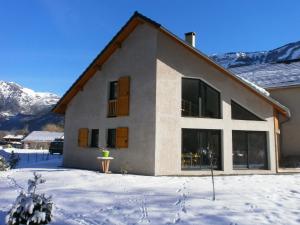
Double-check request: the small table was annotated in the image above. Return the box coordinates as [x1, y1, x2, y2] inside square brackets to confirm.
[97, 157, 114, 173]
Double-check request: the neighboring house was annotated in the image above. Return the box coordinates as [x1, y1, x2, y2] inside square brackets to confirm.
[3, 134, 24, 143]
[3, 134, 24, 147]
[22, 131, 64, 149]
[53, 12, 290, 176]
[231, 60, 300, 167]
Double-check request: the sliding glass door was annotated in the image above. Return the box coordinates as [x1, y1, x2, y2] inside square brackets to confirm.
[232, 131, 268, 169]
[182, 129, 221, 170]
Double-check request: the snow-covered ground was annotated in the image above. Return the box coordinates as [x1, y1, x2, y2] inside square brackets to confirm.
[0, 149, 300, 225]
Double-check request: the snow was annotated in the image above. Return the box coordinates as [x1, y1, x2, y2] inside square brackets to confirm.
[238, 76, 270, 96]
[22, 131, 64, 142]
[0, 80, 60, 116]
[3, 135, 24, 139]
[0, 149, 300, 225]
[231, 61, 300, 88]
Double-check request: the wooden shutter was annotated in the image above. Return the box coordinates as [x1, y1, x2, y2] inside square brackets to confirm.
[117, 76, 130, 116]
[78, 128, 89, 147]
[116, 127, 128, 148]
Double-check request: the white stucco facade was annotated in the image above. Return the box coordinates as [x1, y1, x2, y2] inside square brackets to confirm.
[62, 22, 280, 176]
[269, 87, 300, 158]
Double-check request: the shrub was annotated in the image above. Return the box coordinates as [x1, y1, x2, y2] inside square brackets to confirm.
[6, 173, 53, 225]
[0, 155, 10, 171]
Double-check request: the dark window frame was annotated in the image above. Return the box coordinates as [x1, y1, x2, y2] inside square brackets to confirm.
[231, 100, 264, 121]
[107, 128, 116, 148]
[181, 128, 222, 171]
[90, 129, 99, 148]
[232, 130, 268, 170]
[109, 81, 118, 100]
[182, 78, 221, 119]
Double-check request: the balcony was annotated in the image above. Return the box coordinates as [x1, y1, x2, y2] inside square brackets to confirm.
[108, 99, 117, 117]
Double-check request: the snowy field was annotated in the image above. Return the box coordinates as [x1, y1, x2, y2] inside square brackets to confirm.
[0, 149, 300, 225]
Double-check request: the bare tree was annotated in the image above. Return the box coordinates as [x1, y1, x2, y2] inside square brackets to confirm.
[208, 145, 216, 201]
[0, 131, 8, 140]
[15, 125, 29, 136]
[42, 123, 64, 132]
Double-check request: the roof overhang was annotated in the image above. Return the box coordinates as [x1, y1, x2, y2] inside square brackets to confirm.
[52, 11, 290, 118]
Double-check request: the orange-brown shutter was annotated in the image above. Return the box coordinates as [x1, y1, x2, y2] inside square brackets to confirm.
[116, 127, 129, 148]
[117, 76, 130, 116]
[78, 128, 89, 147]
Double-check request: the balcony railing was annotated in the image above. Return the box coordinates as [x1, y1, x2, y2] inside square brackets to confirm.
[182, 99, 199, 117]
[108, 99, 117, 117]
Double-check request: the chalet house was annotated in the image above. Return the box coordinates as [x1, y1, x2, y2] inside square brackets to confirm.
[53, 12, 291, 176]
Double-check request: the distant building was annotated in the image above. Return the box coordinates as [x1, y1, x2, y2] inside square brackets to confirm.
[3, 134, 24, 144]
[22, 131, 64, 149]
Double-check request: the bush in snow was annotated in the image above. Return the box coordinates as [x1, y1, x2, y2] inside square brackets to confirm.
[0, 155, 10, 171]
[6, 172, 53, 225]
[8, 151, 20, 169]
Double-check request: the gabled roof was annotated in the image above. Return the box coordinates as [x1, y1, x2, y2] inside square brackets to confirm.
[52, 11, 290, 117]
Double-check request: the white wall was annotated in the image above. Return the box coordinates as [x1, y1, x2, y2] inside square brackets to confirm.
[155, 32, 277, 175]
[269, 87, 300, 157]
[63, 24, 158, 175]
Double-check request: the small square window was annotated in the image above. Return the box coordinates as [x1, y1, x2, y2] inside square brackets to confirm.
[107, 129, 116, 148]
[91, 129, 99, 148]
[109, 81, 118, 100]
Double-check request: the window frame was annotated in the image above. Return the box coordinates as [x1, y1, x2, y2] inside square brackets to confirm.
[181, 128, 222, 171]
[231, 100, 265, 121]
[232, 130, 268, 170]
[107, 128, 116, 148]
[90, 129, 99, 148]
[181, 77, 221, 119]
[109, 81, 118, 100]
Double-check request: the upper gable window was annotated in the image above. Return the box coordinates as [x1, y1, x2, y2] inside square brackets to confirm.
[109, 81, 118, 100]
[231, 100, 264, 121]
[182, 78, 221, 119]
[107, 77, 130, 117]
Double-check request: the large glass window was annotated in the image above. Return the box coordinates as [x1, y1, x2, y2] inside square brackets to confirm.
[182, 78, 221, 118]
[182, 129, 221, 170]
[231, 100, 263, 121]
[232, 131, 268, 169]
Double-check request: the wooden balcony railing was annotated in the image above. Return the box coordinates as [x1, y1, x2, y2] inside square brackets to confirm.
[108, 99, 117, 117]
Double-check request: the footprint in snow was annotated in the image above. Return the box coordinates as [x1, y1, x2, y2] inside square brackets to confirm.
[290, 190, 300, 194]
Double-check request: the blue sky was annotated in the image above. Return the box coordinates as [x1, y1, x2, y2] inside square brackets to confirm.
[1, 0, 300, 96]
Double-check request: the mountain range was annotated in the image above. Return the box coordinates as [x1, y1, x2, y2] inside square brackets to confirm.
[1, 40, 300, 132]
[210, 40, 300, 68]
[0, 81, 63, 131]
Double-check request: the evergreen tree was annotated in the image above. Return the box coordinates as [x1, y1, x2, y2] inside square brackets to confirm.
[6, 173, 53, 225]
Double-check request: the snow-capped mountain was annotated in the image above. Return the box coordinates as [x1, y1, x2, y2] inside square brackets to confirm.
[0, 81, 59, 117]
[0, 81, 63, 131]
[210, 40, 300, 68]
